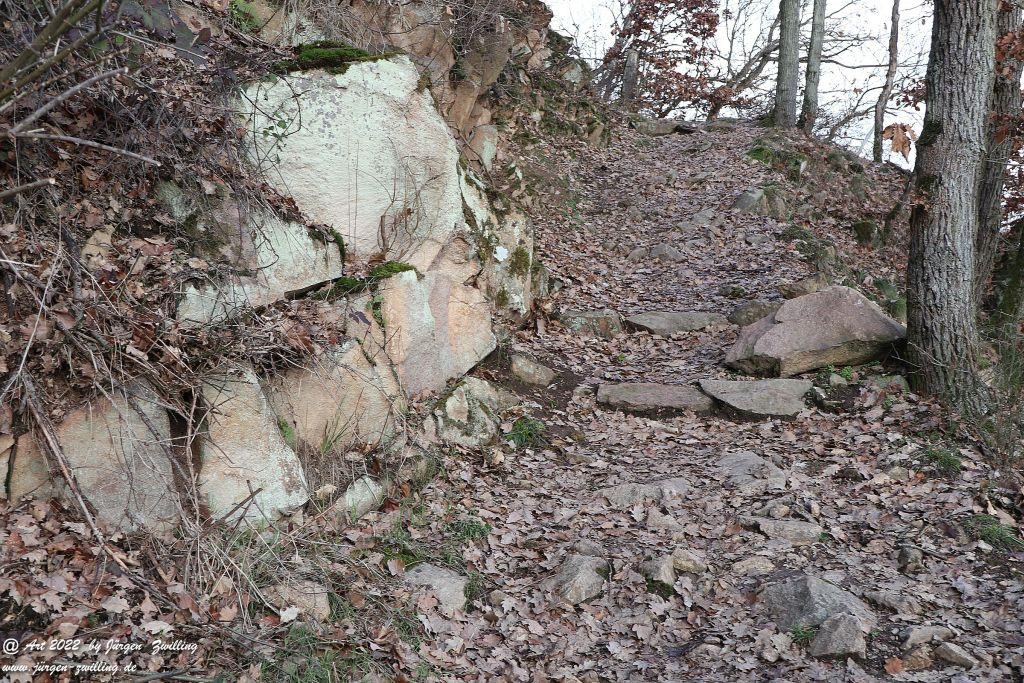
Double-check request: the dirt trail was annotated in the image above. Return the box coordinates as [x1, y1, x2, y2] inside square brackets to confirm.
[415, 124, 1023, 681]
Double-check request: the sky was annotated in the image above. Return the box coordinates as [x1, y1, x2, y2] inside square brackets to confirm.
[543, 0, 933, 164]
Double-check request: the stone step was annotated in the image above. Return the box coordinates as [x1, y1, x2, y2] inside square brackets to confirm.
[698, 378, 812, 419]
[624, 310, 729, 336]
[596, 382, 715, 415]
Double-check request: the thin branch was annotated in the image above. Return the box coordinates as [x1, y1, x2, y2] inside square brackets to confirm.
[16, 131, 160, 166]
[0, 177, 56, 200]
[8, 66, 127, 134]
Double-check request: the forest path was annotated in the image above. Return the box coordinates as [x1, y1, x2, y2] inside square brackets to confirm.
[412, 124, 1020, 681]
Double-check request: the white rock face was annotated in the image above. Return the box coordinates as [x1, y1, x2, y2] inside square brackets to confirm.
[56, 382, 179, 533]
[200, 366, 308, 522]
[178, 209, 343, 324]
[380, 270, 496, 396]
[244, 57, 462, 271]
[266, 341, 405, 452]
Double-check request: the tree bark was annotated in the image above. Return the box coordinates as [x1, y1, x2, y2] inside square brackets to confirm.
[798, 0, 826, 132]
[906, 0, 998, 413]
[872, 0, 901, 161]
[997, 226, 1024, 325]
[773, 0, 799, 127]
[620, 49, 639, 106]
[973, 2, 1024, 307]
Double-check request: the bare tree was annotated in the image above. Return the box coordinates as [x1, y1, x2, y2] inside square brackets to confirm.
[773, 0, 800, 126]
[974, 1, 1024, 308]
[906, 0, 998, 411]
[798, 0, 827, 131]
[872, 0, 901, 161]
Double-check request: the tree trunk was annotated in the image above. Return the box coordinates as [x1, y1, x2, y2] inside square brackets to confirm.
[906, 0, 998, 413]
[798, 0, 826, 132]
[620, 49, 639, 106]
[973, 3, 1024, 307]
[997, 227, 1024, 325]
[872, 0, 901, 162]
[773, 0, 799, 127]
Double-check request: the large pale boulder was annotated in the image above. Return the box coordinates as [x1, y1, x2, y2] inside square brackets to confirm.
[379, 270, 496, 396]
[244, 57, 463, 271]
[41, 383, 180, 532]
[266, 341, 404, 453]
[200, 366, 308, 522]
[726, 286, 905, 377]
[177, 208, 344, 324]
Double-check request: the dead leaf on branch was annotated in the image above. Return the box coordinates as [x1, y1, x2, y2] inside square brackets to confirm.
[882, 122, 918, 160]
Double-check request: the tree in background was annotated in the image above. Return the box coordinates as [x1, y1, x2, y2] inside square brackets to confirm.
[975, 1, 1024, 311]
[594, 0, 720, 117]
[798, 0, 826, 131]
[772, 0, 799, 127]
[872, 0, 901, 161]
[906, 0, 998, 412]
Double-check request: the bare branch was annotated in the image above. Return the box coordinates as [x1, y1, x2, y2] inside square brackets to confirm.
[16, 131, 160, 166]
[0, 177, 56, 200]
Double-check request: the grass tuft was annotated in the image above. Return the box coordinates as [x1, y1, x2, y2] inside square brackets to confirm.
[790, 624, 817, 646]
[924, 446, 962, 475]
[506, 416, 546, 448]
[968, 515, 1024, 551]
[444, 516, 491, 542]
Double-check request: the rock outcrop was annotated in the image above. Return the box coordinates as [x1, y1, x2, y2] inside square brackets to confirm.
[381, 271, 496, 397]
[3, 2, 592, 539]
[266, 341, 405, 452]
[726, 286, 905, 377]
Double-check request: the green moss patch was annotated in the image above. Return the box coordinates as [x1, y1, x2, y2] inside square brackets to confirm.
[369, 260, 415, 280]
[273, 41, 388, 75]
[508, 245, 531, 277]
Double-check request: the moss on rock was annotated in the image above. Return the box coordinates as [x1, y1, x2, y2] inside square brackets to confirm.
[273, 41, 388, 75]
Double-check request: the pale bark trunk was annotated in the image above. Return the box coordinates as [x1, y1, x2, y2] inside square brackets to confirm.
[906, 0, 998, 413]
[798, 0, 826, 132]
[773, 0, 799, 127]
[872, 0, 901, 161]
[620, 49, 639, 106]
[974, 3, 1024, 307]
